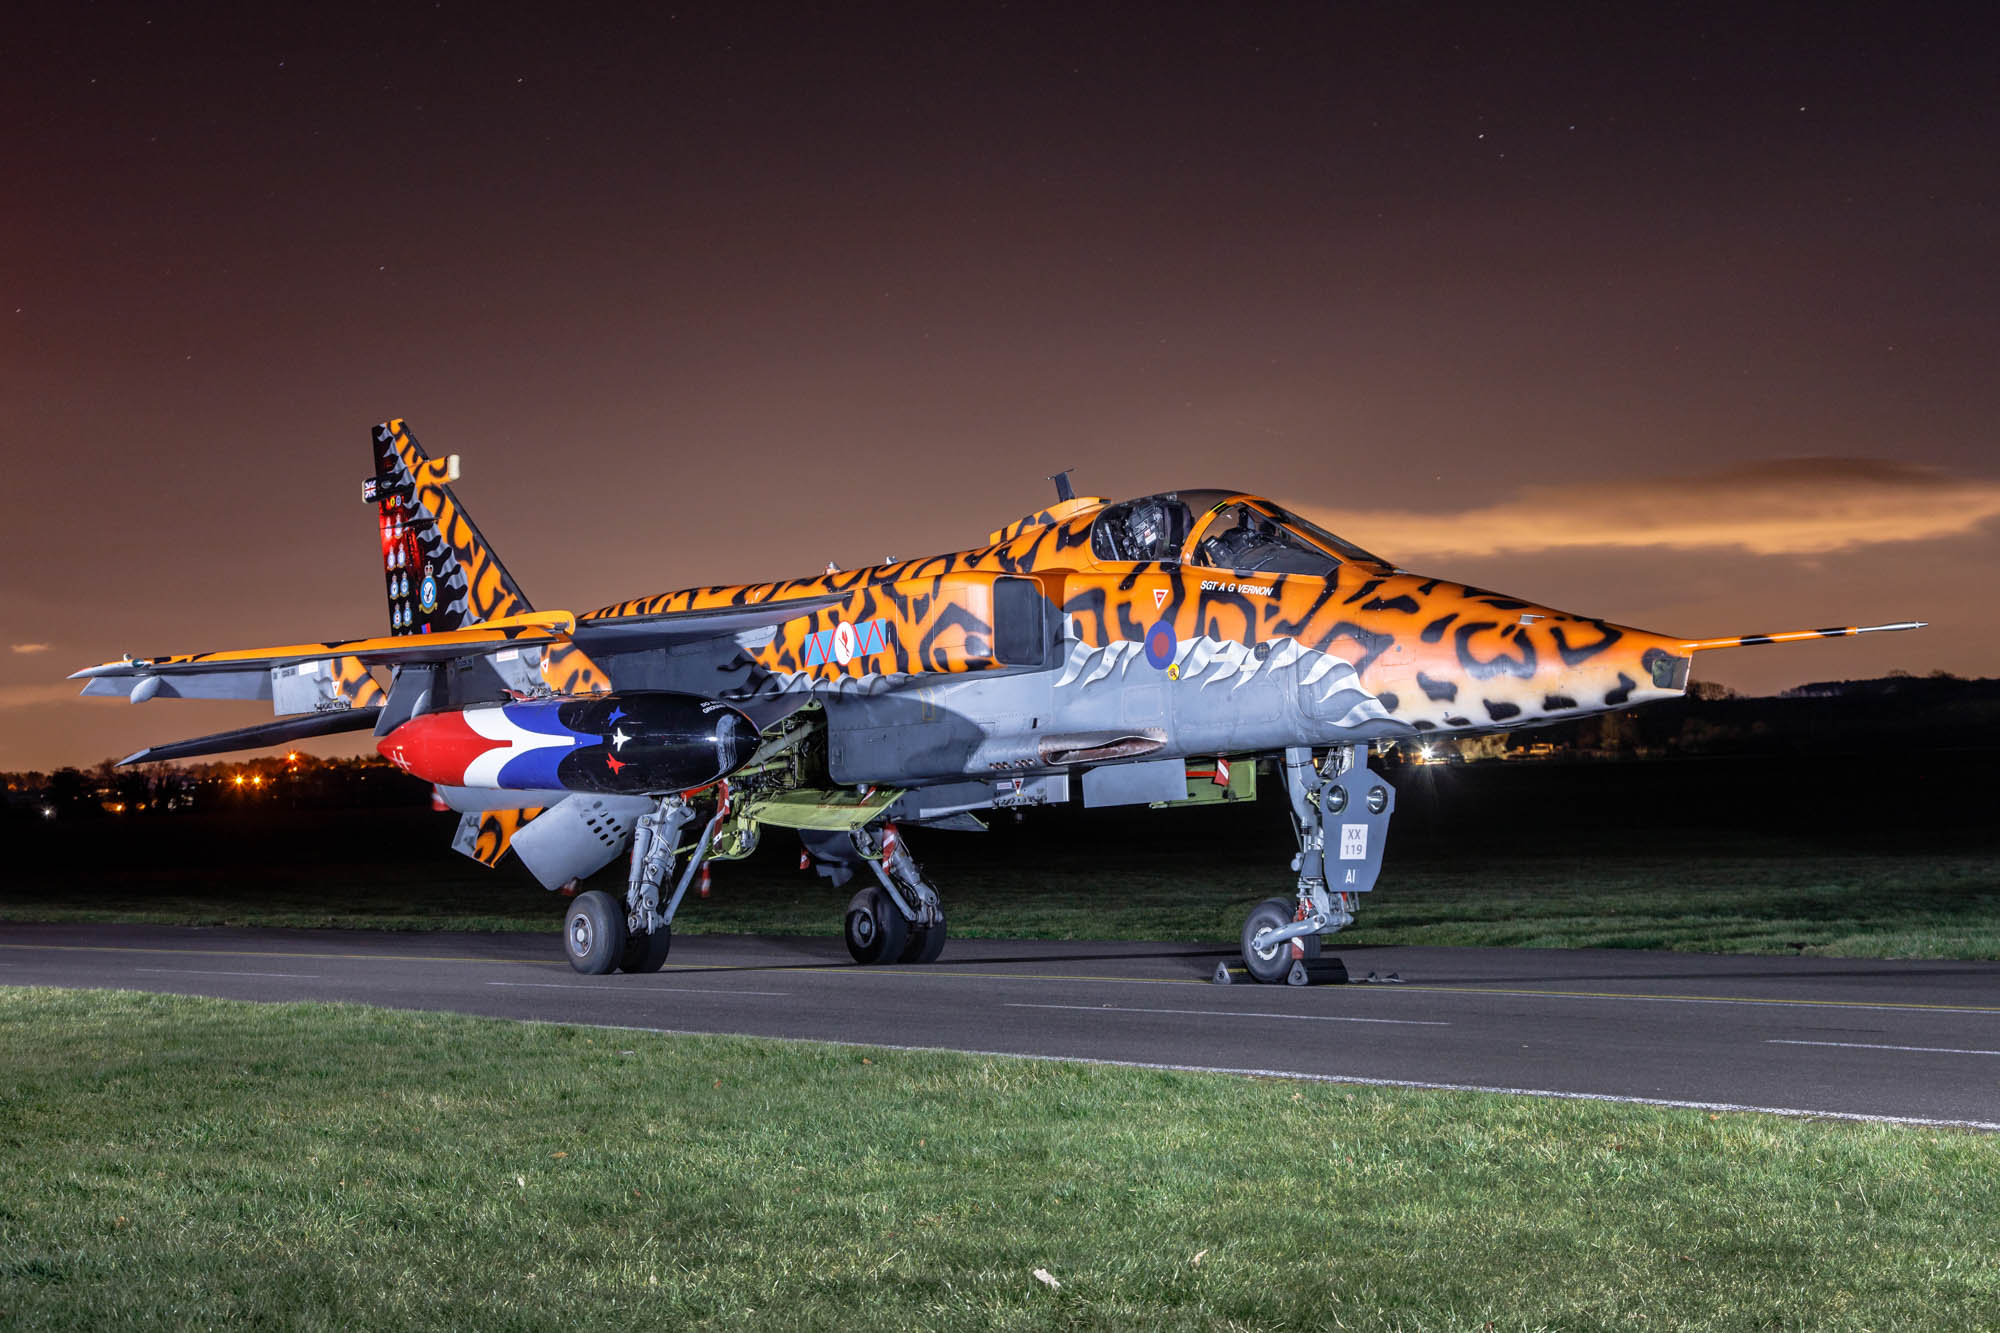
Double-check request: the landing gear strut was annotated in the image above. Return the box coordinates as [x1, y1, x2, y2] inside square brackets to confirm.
[1237, 746, 1396, 984]
[843, 822, 947, 965]
[566, 790, 731, 975]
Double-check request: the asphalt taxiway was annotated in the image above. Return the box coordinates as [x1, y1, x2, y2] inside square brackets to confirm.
[4, 922, 1996, 1129]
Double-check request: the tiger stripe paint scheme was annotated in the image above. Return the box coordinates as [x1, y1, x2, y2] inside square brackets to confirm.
[581, 496, 1689, 736]
[331, 655, 386, 710]
[370, 420, 532, 636]
[73, 421, 1921, 969]
[82, 468, 1912, 756]
[370, 420, 613, 694]
[464, 807, 544, 868]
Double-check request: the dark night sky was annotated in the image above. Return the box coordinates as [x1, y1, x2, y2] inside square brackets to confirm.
[4, 2, 1995, 769]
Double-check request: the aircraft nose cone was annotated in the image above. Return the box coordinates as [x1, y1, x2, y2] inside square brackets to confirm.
[1371, 583, 1693, 737]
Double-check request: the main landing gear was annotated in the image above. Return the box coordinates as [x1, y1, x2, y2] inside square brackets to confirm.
[1236, 745, 1397, 984]
[564, 796, 951, 974]
[843, 822, 947, 965]
[566, 792, 725, 975]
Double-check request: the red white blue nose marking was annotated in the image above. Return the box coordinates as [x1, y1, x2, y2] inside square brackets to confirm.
[380, 702, 596, 790]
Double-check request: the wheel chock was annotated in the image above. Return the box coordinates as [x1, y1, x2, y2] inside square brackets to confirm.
[1286, 957, 1350, 986]
[1212, 962, 1235, 985]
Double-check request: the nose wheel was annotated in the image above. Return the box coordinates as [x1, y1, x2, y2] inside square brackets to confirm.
[1236, 746, 1395, 983]
[1240, 896, 1321, 984]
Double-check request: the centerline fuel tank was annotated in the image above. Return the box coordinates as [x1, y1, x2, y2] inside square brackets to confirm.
[378, 691, 758, 796]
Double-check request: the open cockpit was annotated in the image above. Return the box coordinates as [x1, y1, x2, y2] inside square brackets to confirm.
[1088, 489, 1388, 573]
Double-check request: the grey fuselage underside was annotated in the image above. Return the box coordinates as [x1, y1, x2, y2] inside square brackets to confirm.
[592, 632, 1408, 789]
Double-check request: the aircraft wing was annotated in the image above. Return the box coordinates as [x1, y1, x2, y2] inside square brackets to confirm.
[70, 612, 578, 703]
[115, 708, 386, 765]
[567, 593, 850, 651]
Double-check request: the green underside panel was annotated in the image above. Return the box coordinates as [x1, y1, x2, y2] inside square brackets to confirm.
[741, 786, 904, 831]
[1153, 756, 1257, 807]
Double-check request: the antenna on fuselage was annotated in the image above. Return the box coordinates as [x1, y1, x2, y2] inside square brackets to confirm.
[1048, 469, 1076, 503]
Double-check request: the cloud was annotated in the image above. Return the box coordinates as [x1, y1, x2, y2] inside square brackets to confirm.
[11, 642, 50, 654]
[1304, 459, 2000, 559]
[0, 683, 87, 709]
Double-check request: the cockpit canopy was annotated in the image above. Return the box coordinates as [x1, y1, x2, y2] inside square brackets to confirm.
[1089, 490, 1387, 573]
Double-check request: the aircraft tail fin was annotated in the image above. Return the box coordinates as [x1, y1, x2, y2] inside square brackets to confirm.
[365, 419, 533, 636]
[1679, 621, 1926, 653]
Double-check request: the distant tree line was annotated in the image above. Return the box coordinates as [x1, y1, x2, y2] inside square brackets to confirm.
[2, 753, 428, 823]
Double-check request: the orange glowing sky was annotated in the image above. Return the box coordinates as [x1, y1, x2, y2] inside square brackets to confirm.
[2, 5, 1995, 770]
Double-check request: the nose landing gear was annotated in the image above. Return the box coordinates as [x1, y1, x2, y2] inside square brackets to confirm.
[1237, 746, 1396, 984]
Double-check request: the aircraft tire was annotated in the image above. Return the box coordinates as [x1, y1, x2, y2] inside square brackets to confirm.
[1240, 896, 1315, 984]
[844, 887, 909, 965]
[899, 913, 947, 965]
[620, 923, 672, 974]
[565, 889, 627, 975]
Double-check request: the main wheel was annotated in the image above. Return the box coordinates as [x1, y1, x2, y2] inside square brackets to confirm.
[565, 889, 628, 975]
[899, 912, 947, 965]
[620, 923, 672, 974]
[1240, 896, 1316, 984]
[845, 886, 909, 965]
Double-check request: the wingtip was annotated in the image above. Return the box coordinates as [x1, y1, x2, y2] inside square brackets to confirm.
[115, 748, 151, 767]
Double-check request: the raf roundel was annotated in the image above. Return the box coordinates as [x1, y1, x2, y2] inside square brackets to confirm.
[1143, 619, 1177, 670]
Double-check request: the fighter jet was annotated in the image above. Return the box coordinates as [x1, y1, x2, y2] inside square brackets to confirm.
[72, 421, 1924, 981]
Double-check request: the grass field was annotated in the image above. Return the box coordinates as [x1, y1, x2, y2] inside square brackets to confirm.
[6, 802, 1997, 960]
[3, 987, 1995, 1330]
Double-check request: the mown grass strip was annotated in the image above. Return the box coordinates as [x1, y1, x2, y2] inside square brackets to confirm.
[8, 847, 1997, 961]
[1, 987, 1994, 1330]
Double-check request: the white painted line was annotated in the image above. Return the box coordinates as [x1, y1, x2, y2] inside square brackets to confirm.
[1008, 1002, 1448, 1027]
[134, 968, 322, 979]
[1768, 1039, 2000, 1057]
[563, 1024, 2000, 1134]
[486, 980, 790, 997]
[1408, 985, 2000, 1017]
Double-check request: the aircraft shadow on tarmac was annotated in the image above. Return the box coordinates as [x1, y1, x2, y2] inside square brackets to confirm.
[659, 943, 1238, 977]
